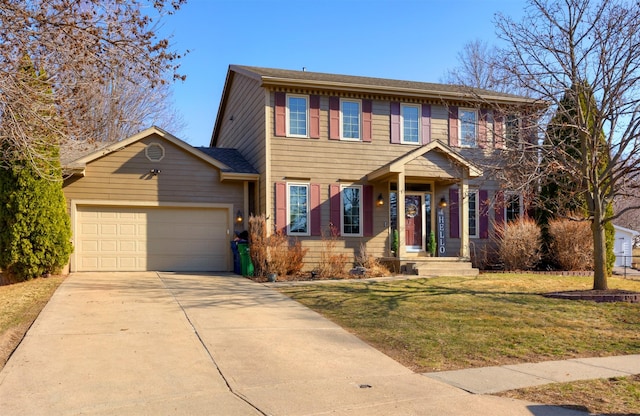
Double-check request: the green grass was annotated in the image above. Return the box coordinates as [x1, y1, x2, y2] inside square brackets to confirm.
[277, 274, 640, 372]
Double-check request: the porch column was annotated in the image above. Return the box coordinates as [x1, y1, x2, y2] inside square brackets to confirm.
[460, 172, 470, 259]
[397, 171, 406, 257]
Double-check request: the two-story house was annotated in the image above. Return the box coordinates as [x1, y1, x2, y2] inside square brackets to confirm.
[210, 65, 537, 275]
[61, 65, 537, 275]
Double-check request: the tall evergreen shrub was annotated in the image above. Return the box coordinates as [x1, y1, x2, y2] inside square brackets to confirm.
[0, 55, 72, 282]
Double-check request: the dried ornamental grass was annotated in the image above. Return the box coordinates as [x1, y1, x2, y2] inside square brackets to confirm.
[548, 217, 593, 271]
[496, 217, 542, 271]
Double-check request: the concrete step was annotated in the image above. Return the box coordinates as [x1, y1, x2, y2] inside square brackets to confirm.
[415, 261, 479, 278]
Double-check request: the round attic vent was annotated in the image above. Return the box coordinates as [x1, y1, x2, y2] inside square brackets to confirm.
[145, 143, 165, 161]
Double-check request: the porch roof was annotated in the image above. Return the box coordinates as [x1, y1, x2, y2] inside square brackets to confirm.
[367, 141, 483, 182]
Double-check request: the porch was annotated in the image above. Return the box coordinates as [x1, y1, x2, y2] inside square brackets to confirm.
[368, 141, 483, 277]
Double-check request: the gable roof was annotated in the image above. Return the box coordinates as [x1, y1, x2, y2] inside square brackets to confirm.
[231, 65, 536, 104]
[64, 126, 257, 181]
[368, 141, 483, 181]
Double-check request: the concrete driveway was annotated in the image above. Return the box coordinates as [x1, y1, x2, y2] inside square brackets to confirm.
[0, 272, 588, 416]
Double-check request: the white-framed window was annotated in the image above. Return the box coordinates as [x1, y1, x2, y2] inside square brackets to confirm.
[287, 183, 310, 235]
[468, 189, 479, 238]
[341, 185, 362, 236]
[505, 192, 523, 222]
[459, 108, 478, 147]
[340, 99, 361, 140]
[401, 104, 420, 144]
[286, 94, 308, 137]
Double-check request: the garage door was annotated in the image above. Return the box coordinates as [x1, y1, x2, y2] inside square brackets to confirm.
[76, 206, 229, 272]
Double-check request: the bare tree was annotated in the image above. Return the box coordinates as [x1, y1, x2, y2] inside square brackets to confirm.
[493, 0, 640, 290]
[441, 39, 523, 94]
[73, 70, 185, 143]
[0, 0, 186, 171]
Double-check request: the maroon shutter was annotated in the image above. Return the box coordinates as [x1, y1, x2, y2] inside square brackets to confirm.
[479, 189, 489, 239]
[449, 106, 459, 147]
[421, 104, 431, 145]
[329, 184, 341, 236]
[310, 95, 320, 139]
[494, 191, 505, 228]
[363, 185, 373, 236]
[449, 188, 460, 238]
[329, 97, 340, 140]
[362, 99, 372, 142]
[310, 183, 321, 236]
[275, 92, 286, 137]
[390, 102, 401, 144]
[275, 182, 287, 234]
[479, 109, 488, 149]
[494, 112, 505, 149]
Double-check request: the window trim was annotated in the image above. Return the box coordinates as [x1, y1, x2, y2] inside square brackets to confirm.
[459, 108, 478, 148]
[286, 94, 309, 138]
[287, 182, 310, 236]
[400, 103, 421, 144]
[340, 98, 362, 141]
[468, 189, 479, 239]
[341, 185, 363, 236]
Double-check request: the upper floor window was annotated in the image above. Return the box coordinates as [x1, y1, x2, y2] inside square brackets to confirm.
[468, 189, 479, 238]
[505, 193, 522, 222]
[341, 185, 362, 236]
[287, 183, 309, 235]
[401, 104, 420, 144]
[505, 114, 521, 147]
[341, 99, 361, 140]
[287, 94, 308, 137]
[459, 108, 478, 147]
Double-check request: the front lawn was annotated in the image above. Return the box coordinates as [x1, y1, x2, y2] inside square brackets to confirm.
[277, 273, 640, 414]
[277, 273, 640, 372]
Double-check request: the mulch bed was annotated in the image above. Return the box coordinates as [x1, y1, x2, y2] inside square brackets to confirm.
[543, 289, 640, 303]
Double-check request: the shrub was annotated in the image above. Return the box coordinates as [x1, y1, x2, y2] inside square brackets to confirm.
[0, 160, 73, 283]
[286, 239, 308, 276]
[495, 217, 542, 271]
[548, 217, 593, 271]
[316, 225, 349, 279]
[266, 231, 289, 277]
[248, 214, 308, 279]
[248, 214, 268, 277]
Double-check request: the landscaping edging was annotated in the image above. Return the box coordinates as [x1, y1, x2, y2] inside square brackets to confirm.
[543, 290, 640, 303]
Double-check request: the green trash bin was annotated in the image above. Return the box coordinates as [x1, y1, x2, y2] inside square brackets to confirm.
[237, 243, 254, 277]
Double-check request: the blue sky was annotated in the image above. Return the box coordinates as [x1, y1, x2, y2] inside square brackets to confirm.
[161, 0, 528, 147]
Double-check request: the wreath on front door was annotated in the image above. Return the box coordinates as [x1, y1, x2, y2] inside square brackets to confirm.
[406, 203, 418, 218]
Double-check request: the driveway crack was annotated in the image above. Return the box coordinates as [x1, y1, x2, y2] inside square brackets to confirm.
[156, 272, 267, 416]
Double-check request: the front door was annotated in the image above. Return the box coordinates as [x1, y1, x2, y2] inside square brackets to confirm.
[405, 195, 423, 252]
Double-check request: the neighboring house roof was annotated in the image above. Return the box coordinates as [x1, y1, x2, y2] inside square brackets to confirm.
[211, 64, 542, 146]
[63, 126, 258, 181]
[613, 224, 640, 236]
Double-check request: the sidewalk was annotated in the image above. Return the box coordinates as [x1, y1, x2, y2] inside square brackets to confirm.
[424, 354, 640, 394]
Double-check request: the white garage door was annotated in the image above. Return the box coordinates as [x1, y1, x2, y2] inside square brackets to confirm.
[76, 206, 229, 272]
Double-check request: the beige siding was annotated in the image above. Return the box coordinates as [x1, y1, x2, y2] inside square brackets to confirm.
[266, 95, 485, 268]
[431, 105, 450, 144]
[215, 73, 268, 215]
[63, 134, 245, 233]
